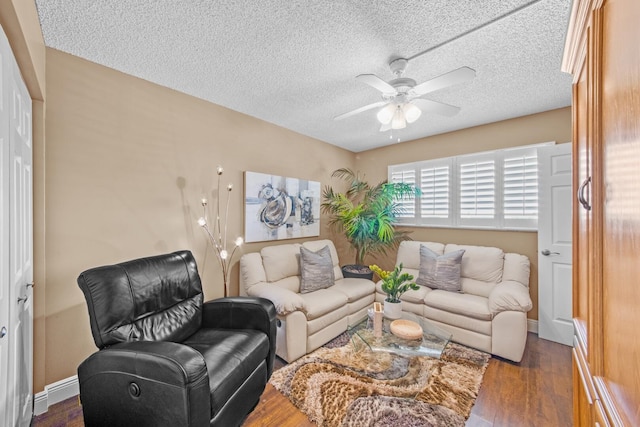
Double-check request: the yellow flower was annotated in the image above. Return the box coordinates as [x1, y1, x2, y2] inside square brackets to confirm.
[370, 264, 390, 279]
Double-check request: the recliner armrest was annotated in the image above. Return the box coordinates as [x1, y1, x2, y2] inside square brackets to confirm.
[201, 296, 277, 377]
[78, 341, 210, 427]
[488, 280, 533, 315]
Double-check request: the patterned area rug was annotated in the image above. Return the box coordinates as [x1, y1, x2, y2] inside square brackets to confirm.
[270, 333, 490, 427]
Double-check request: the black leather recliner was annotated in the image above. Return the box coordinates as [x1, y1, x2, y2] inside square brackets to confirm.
[76, 250, 276, 427]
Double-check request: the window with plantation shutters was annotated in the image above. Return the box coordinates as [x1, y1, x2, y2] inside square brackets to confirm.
[503, 147, 538, 228]
[458, 155, 495, 226]
[419, 162, 451, 225]
[390, 168, 416, 218]
[388, 142, 553, 230]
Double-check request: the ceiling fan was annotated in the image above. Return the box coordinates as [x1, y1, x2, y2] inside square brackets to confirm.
[335, 58, 476, 131]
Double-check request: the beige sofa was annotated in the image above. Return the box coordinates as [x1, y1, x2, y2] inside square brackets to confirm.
[240, 239, 375, 362]
[375, 241, 533, 362]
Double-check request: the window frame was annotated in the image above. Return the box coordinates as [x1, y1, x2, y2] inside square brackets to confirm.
[388, 142, 554, 231]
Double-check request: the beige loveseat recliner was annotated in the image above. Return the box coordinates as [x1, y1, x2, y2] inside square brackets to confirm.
[240, 239, 375, 362]
[375, 241, 533, 362]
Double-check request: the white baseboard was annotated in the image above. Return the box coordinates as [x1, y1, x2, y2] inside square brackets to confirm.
[34, 375, 79, 416]
[527, 319, 539, 334]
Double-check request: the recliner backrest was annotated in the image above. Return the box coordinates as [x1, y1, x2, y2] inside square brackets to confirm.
[77, 250, 203, 349]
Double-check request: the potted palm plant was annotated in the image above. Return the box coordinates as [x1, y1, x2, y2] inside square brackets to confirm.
[321, 168, 419, 279]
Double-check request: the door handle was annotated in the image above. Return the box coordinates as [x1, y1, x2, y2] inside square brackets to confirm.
[577, 176, 591, 211]
[541, 249, 560, 256]
[0, 326, 6, 338]
[17, 295, 28, 304]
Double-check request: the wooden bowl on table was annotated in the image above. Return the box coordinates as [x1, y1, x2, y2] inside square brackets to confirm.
[390, 319, 423, 340]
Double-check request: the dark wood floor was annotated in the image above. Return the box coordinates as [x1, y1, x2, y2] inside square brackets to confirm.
[465, 332, 572, 427]
[33, 332, 572, 427]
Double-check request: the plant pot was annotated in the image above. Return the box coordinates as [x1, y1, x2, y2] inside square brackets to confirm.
[341, 264, 374, 280]
[384, 300, 402, 320]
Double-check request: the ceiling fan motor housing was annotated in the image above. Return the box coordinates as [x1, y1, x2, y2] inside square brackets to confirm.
[388, 58, 416, 95]
[389, 77, 416, 94]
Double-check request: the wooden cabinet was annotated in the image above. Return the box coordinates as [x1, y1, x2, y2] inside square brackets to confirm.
[563, 0, 640, 425]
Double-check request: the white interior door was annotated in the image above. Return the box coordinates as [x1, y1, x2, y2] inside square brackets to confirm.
[538, 143, 573, 345]
[1, 23, 33, 427]
[0, 22, 11, 427]
[10, 52, 33, 427]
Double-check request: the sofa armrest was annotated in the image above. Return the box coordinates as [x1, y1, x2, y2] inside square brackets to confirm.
[245, 282, 307, 315]
[488, 280, 533, 315]
[78, 341, 210, 427]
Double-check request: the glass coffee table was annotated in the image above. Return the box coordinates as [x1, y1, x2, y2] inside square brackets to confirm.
[348, 311, 452, 358]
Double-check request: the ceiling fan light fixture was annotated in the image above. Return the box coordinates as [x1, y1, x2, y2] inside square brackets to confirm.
[403, 102, 422, 123]
[376, 103, 396, 124]
[391, 106, 406, 129]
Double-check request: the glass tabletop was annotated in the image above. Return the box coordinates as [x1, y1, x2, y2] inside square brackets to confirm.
[348, 311, 452, 358]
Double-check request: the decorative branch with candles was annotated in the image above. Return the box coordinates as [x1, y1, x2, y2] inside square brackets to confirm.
[197, 165, 243, 297]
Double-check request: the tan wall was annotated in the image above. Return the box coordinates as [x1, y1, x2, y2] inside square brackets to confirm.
[355, 107, 573, 324]
[43, 48, 355, 388]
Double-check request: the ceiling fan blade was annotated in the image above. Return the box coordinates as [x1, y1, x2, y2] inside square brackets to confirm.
[413, 98, 461, 117]
[334, 101, 387, 121]
[356, 74, 397, 95]
[411, 66, 476, 97]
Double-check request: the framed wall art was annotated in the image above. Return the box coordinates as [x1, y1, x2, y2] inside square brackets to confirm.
[244, 171, 321, 243]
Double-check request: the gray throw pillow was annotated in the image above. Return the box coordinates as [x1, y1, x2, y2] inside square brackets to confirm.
[417, 245, 465, 292]
[299, 245, 335, 293]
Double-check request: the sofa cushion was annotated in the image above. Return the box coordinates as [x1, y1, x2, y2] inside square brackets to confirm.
[299, 245, 335, 293]
[306, 304, 350, 335]
[267, 276, 302, 294]
[400, 286, 431, 304]
[417, 245, 465, 292]
[261, 243, 301, 283]
[332, 278, 376, 302]
[396, 241, 445, 270]
[299, 289, 348, 320]
[445, 244, 504, 283]
[460, 277, 497, 298]
[424, 290, 492, 321]
[423, 306, 492, 336]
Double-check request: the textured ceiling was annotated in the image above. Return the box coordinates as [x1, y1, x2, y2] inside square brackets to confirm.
[34, 0, 573, 152]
